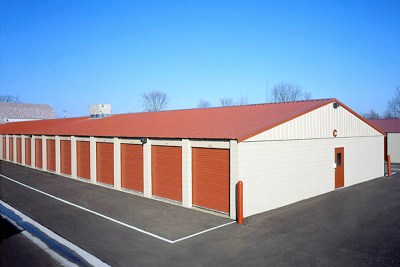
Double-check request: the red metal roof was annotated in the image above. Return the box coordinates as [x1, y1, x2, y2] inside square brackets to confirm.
[369, 119, 400, 133]
[0, 99, 383, 142]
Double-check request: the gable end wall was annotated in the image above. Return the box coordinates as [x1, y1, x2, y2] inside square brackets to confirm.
[245, 103, 381, 142]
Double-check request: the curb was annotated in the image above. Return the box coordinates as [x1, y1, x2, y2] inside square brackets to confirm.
[0, 201, 109, 267]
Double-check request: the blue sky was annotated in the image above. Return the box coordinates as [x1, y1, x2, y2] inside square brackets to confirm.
[0, 0, 399, 117]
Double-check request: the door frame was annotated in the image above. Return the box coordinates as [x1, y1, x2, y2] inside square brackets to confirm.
[335, 147, 344, 189]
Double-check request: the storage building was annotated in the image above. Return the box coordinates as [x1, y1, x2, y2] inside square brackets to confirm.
[0, 99, 384, 218]
[370, 119, 400, 163]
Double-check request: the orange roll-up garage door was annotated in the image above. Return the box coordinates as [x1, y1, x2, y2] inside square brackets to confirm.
[2, 137, 6, 160]
[192, 148, 230, 213]
[35, 139, 42, 168]
[47, 139, 56, 171]
[77, 141, 90, 180]
[96, 142, 114, 185]
[152, 146, 182, 202]
[121, 144, 143, 192]
[16, 137, 22, 163]
[9, 137, 14, 161]
[60, 140, 71, 175]
[25, 138, 31, 166]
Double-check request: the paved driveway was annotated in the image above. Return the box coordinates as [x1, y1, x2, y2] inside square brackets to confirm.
[1, 161, 400, 266]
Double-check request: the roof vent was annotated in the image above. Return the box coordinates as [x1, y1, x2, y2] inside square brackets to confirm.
[89, 104, 112, 118]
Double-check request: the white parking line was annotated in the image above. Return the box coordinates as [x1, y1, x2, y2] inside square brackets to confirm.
[173, 221, 236, 243]
[0, 174, 235, 244]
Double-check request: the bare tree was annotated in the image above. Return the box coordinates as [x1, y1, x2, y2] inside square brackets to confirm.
[303, 91, 312, 101]
[220, 97, 234, 107]
[141, 90, 168, 112]
[237, 96, 248, 106]
[219, 96, 249, 107]
[271, 82, 303, 102]
[197, 99, 212, 108]
[361, 109, 381, 119]
[0, 94, 20, 102]
[385, 85, 400, 118]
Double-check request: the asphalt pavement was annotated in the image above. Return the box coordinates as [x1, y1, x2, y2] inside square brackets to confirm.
[1, 161, 400, 266]
[0, 217, 61, 267]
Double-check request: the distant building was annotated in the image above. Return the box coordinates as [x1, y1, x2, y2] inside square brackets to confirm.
[0, 102, 56, 124]
[369, 119, 400, 163]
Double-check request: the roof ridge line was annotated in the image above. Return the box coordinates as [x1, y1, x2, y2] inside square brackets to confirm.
[115, 98, 336, 116]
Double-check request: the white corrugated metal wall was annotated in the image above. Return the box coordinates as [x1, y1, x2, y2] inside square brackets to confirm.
[245, 103, 380, 142]
[387, 133, 400, 163]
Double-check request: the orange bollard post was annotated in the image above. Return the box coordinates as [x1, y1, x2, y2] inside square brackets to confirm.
[237, 181, 243, 225]
[388, 155, 392, 177]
